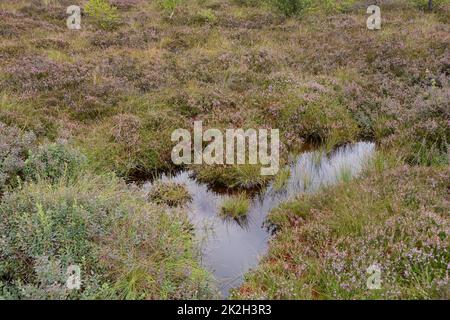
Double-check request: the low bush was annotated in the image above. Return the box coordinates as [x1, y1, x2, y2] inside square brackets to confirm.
[23, 143, 87, 183]
[0, 174, 214, 299]
[159, 0, 183, 18]
[220, 193, 250, 220]
[193, 164, 271, 190]
[192, 9, 218, 24]
[412, 0, 450, 11]
[3, 56, 89, 96]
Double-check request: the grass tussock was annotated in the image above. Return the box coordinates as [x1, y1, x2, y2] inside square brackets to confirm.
[220, 193, 250, 220]
[0, 0, 447, 178]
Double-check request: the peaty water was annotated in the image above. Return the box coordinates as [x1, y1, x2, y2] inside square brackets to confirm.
[143, 142, 375, 297]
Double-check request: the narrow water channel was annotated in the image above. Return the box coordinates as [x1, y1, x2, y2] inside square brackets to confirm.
[144, 142, 375, 297]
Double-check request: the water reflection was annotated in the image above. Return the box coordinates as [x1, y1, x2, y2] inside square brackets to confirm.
[143, 142, 375, 297]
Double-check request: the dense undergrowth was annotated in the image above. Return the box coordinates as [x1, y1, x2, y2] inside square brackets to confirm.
[0, 0, 448, 299]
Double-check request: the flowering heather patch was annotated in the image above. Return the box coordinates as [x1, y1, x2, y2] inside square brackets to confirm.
[1, 56, 135, 120]
[233, 165, 449, 299]
[3, 56, 89, 96]
[32, 37, 70, 50]
[67, 78, 128, 120]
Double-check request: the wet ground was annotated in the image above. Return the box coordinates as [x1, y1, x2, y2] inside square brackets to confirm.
[144, 142, 375, 297]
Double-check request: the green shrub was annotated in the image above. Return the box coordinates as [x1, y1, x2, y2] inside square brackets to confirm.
[270, 0, 356, 16]
[0, 174, 214, 299]
[232, 0, 260, 6]
[85, 0, 121, 30]
[23, 143, 87, 183]
[280, 94, 360, 149]
[271, 0, 313, 17]
[159, 0, 183, 18]
[234, 166, 449, 299]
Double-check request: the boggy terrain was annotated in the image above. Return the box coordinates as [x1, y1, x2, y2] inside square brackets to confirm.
[0, 0, 448, 299]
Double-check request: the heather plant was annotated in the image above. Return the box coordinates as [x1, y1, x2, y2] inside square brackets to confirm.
[110, 114, 142, 146]
[23, 143, 87, 183]
[18, 0, 71, 25]
[110, 0, 140, 10]
[85, 0, 121, 30]
[99, 55, 166, 92]
[0, 122, 36, 193]
[7, 256, 82, 299]
[3, 56, 89, 96]
[220, 193, 250, 219]
[69, 79, 127, 120]
[159, 0, 183, 18]
[88, 27, 160, 49]
[377, 78, 450, 166]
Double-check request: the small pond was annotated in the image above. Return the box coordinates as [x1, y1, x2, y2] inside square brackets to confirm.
[144, 142, 375, 297]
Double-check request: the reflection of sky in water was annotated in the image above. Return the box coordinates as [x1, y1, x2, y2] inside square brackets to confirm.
[144, 142, 375, 297]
